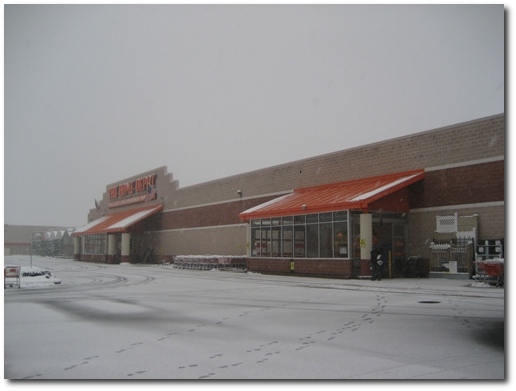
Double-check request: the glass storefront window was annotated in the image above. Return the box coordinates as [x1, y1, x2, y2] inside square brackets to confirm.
[294, 226, 305, 257]
[334, 221, 348, 257]
[282, 226, 293, 257]
[271, 218, 281, 226]
[271, 228, 281, 257]
[83, 234, 106, 255]
[319, 223, 333, 257]
[333, 211, 347, 221]
[251, 213, 346, 258]
[320, 213, 333, 222]
[282, 216, 293, 225]
[249, 210, 405, 260]
[261, 229, 270, 256]
[294, 215, 306, 225]
[306, 224, 319, 258]
[306, 214, 319, 224]
[251, 228, 261, 256]
[261, 218, 271, 226]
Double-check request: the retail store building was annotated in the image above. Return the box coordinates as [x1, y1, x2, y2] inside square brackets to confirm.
[72, 113, 505, 278]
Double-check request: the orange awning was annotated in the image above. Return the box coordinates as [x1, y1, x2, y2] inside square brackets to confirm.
[73, 205, 163, 236]
[239, 169, 425, 221]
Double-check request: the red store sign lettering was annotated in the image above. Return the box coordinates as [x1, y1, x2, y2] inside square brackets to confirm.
[108, 173, 157, 207]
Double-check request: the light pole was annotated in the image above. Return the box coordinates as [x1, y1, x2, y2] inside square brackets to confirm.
[30, 232, 33, 268]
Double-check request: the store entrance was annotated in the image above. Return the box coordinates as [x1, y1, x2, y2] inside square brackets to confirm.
[372, 214, 408, 278]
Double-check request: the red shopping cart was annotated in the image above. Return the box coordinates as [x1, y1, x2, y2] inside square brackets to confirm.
[475, 259, 504, 287]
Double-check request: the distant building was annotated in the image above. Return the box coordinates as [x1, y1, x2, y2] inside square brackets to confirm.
[72, 113, 504, 279]
[4, 225, 75, 258]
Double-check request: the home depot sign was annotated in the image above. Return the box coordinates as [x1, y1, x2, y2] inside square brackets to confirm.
[108, 173, 157, 208]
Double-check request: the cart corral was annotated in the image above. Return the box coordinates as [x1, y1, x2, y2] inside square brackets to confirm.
[173, 255, 247, 271]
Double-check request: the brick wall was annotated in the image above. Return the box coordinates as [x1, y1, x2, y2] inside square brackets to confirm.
[97, 114, 504, 267]
[171, 114, 504, 209]
[141, 114, 504, 261]
[149, 225, 248, 258]
[78, 254, 110, 264]
[247, 258, 354, 278]
[408, 203, 505, 260]
[151, 161, 503, 258]
[155, 145, 503, 235]
[159, 195, 281, 230]
[414, 160, 504, 208]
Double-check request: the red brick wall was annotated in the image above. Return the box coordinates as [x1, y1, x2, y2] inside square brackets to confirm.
[159, 195, 281, 229]
[247, 258, 354, 278]
[157, 160, 503, 231]
[411, 160, 504, 208]
[77, 254, 108, 263]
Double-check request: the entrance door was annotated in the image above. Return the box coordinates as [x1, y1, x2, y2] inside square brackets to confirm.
[372, 221, 407, 277]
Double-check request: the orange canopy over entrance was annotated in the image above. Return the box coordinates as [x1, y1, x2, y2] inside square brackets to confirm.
[72, 205, 163, 236]
[239, 169, 425, 221]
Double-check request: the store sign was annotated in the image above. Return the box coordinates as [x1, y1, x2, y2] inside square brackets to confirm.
[108, 173, 157, 208]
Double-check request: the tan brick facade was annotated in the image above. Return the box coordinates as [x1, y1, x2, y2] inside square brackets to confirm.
[171, 114, 504, 208]
[409, 203, 505, 260]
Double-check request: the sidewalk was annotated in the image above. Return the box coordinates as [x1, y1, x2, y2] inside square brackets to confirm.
[352, 277, 502, 297]
[273, 273, 506, 298]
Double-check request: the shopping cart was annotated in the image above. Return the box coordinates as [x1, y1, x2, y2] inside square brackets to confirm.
[475, 259, 504, 287]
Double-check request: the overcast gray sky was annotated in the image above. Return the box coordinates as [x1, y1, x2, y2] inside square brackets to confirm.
[3, 4, 504, 227]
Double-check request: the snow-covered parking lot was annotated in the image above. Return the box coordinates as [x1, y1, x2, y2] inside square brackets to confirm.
[3, 255, 504, 380]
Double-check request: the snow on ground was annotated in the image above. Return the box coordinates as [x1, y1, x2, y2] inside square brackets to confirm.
[3, 255, 507, 382]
